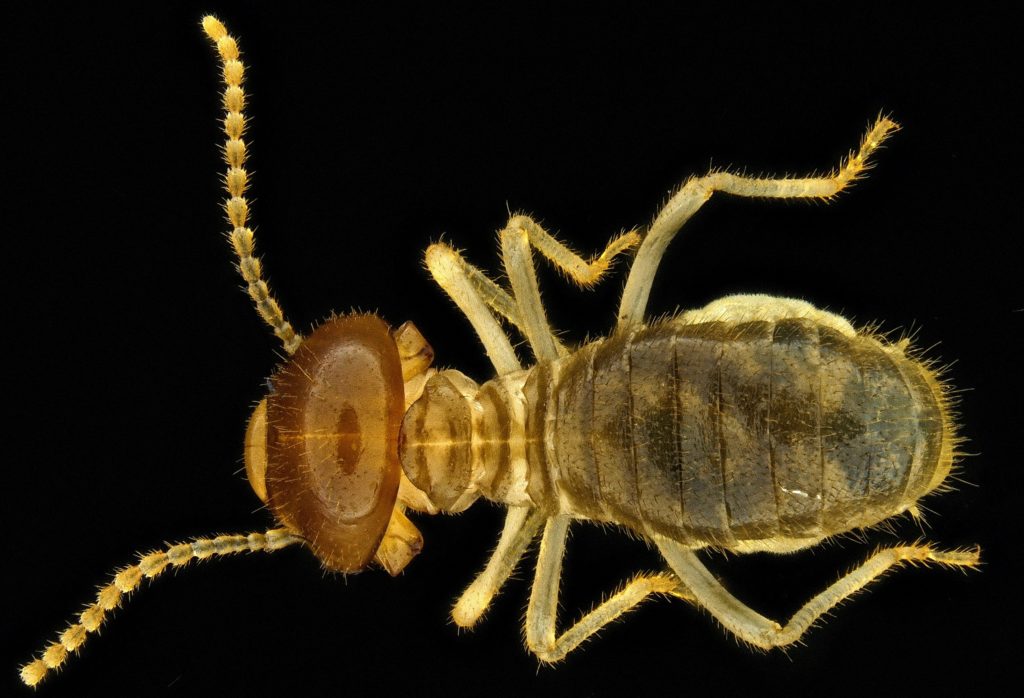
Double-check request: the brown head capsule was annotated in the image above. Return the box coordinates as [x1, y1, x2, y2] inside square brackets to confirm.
[247, 314, 406, 572]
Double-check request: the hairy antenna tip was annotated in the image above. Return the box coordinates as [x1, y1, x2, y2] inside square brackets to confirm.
[202, 15, 227, 40]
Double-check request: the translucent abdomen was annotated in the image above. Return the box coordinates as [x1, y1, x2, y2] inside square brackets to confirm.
[550, 317, 954, 547]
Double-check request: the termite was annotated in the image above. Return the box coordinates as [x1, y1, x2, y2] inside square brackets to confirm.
[19, 15, 980, 687]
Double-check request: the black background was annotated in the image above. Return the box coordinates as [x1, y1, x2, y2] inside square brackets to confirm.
[4, 4, 1019, 697]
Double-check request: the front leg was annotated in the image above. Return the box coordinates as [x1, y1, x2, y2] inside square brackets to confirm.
[452, 506, 547, 627]
[426, 243, 523, 375]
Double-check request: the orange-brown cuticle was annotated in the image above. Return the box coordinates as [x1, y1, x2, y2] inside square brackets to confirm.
[264, 314, 405, 572]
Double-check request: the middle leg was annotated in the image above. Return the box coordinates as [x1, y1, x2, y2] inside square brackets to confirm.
[524, 515, 693, 663]
[500, 215, 640, 362]
[427, 219, 639, 369]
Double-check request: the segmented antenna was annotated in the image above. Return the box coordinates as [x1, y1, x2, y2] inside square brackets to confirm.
[19, 529, 302, 687]
[202, 16, 302, 354]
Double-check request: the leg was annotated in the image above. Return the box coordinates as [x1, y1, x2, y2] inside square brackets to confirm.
[452, 506, 547, 627]
[500, 215, 640, 361]
[617, 117, 900, 327]
[426, 243, 523, 375]
[428, 219, 638, 368]
[524, 515, 692, 663]
[655, 535, 980, 649]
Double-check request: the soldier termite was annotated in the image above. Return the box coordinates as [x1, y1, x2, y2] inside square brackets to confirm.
[17, 15, 981, 688]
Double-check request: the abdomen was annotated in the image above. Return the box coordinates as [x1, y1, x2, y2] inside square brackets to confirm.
[549, 317, 954, 548]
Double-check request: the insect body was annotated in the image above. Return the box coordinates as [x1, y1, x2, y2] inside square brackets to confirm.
[425, 313, 954, 549]
[19, 16, 979, 687]
[404, 305, 954, 547]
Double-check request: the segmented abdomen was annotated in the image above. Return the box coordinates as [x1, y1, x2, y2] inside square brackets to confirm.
[550, 318, 951, 547]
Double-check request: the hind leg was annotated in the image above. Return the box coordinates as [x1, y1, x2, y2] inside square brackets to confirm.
[617, 118, 899, 327]
[656, 535, 979, 648]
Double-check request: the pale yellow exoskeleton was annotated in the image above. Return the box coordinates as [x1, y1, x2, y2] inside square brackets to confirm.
[19, 14, 979, 688]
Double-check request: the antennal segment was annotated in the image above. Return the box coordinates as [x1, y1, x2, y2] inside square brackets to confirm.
[202, 16, 302, 354]
[19, 529, 302, 687]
